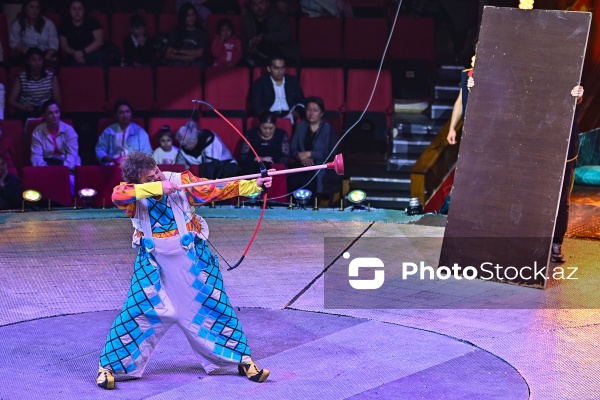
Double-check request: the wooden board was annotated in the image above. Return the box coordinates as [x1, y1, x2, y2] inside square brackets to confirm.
[440, 7, 591, 288]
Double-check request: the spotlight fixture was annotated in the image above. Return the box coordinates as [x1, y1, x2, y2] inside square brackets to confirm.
[78, 188, 97, 207]
[245, 192, 261, 206]
[347, 190, 367, 210]
[293, 189, 312, 208]
[518, 0, 534, 9]
[21, 190, 42, 212]
[407, 197, 423, 215]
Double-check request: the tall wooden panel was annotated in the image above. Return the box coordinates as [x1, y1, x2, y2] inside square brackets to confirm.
[440, 7, 591, 288]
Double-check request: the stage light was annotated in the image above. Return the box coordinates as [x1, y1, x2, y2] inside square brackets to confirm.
[78, 188, 97, 207]
[347, 190, 367, 211]
[519, 0, 534, 9]
[23, 190, 42, 202]
[293, 189, 312, 207]
[245, 192, 260, 206]
[407, 197, 423, 215]
[21, 190, 42, 212]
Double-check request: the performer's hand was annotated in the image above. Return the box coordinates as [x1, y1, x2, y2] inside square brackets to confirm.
[467, 77, 474, 88]
[161, 180, 180, 195]
[447, 127, 457, 145]
[256, 171, 274, 188]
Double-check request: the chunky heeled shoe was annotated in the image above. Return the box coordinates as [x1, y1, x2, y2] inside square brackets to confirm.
[96, 367, 115, 390]
[238, 361, 270, 383]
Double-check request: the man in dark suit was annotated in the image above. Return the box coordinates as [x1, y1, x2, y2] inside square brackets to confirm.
[251, 55, 305, 121]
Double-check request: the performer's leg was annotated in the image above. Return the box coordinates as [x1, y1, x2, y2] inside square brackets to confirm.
[177, 239, 269, 382]
[97, 248, 175, 388]
[552, 160, 575, 262]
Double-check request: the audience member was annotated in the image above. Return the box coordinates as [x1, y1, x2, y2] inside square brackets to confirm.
[211, 18, 242, 67]
[9, 0, 59, 61]
[175, 0, 211, 24]
[0, 83, 5, 120]
[165, 3, 209, 68]
[242, 0, 300, 66]
[152, 126, 179, 165]
[123, 14, 155, 67]
[0, 123, 18, 176]
[274, 0, 301, 16]
[239, 111, 289, 175]
[30, 100, 80, 168]
[251, 55, 305, 120]
[300, 0, 353, 17]
[175, 120, 238, 178]
[58, 0, 107, 66]
[96, 100, 152, 166]
[8, 48, 61, 119]
[288, 96, 339, 200]
[0, 154, 22, 210]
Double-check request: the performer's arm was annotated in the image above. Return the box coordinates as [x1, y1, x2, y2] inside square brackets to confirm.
[112, 181, 178, 217]
[181, 171, 263, 205]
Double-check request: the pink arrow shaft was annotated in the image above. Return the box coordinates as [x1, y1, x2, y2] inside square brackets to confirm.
[179, 163, 331, 189]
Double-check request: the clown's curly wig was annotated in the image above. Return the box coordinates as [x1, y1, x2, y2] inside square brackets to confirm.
[120, 152, 157, 184]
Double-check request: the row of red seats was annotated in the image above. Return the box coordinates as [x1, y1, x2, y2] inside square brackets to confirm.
[0, 12, 433, 62]
[0, 66, 392, 118]
[22, 163, 289, 209]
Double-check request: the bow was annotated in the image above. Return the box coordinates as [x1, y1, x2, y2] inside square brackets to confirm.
[191, 100, 269, 271]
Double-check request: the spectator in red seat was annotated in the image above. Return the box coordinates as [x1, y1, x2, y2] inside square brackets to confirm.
[58, 0, 107, 66]
[242, 0, 300, 66]
[152, 126, 179, 165]
[8, 47, 62, 119]
[123, 14, 155, 67]
[165, 2, 209, 68]
[175, 120, 238, 179]
[30, 100, 80, 169]
[211, 18, 242, 67]
[288, 96, 340, 200]
[9, 0, 59, 61]
[251, 55, 305, 120]
[0, 123, 18, 176]
[96, 100, 152, 166]
[0, 153, 22, 210]
[239, 111, 289, 175]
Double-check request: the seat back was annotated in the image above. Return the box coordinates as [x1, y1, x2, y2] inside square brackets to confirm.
[107, 67, 154, 112]
[60, 67, 106, 113]
[2, 119, 24, 174]
[343, 18, 388, 60]
[74, 165, 122, 208]
[390, 16, 434, 61]
[204, 67, 250, 112]
[298, 17, 342, 60]
[156, 67, 202, 112]
[300, 68, 345, 113]
[346, 69, 392, 113]
[22, 166, 73, 206]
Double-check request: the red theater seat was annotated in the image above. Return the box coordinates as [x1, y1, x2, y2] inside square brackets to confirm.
[390, 16, 434, 61]
[156, 67, 202, 112]
[346, 69, 392, 114]
[74, 165, 122, 208]
[158, 13, 177, 35]
[300, 68, 345, 114]
[107, 67, 154, 112]
[61, 67, 106, 112]
[1, 120, 24, 174]
[204, 67, 250, 112]
[23, 166, 73, 206]
[298, 17, 342, 61]
[343, 18, 388, 61]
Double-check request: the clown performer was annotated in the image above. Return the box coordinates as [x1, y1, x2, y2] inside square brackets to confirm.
[96, 151, 272, 390]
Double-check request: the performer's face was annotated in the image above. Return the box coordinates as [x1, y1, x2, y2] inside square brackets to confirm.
[139, 165, 165, 184]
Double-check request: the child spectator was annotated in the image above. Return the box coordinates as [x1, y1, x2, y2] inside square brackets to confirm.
[211, 18, 242, 67]
[123, 14, 155, 67]
[58, 0, 107, 66]
[152, 126, 179, 165]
